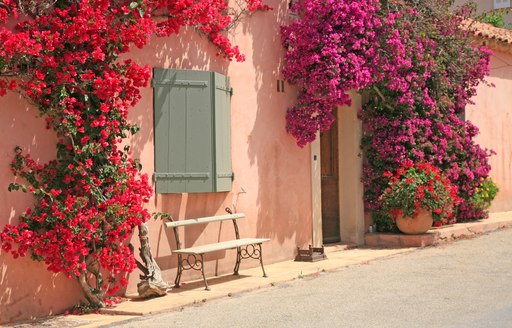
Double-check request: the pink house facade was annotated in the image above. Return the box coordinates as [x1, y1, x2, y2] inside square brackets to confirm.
[466, 21, 512, 211]
[0, 2, 329, 323]
[1, 5, 511, 325]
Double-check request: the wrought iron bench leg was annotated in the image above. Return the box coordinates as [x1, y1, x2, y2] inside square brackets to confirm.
[233, 247, 242, 276]
[199, 254, 210, 290]
[233, 244, 268, 278]
[258, 243, 268, 278]
[175, 254, 183, 288]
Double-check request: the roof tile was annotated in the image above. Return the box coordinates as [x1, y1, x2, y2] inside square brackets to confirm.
[468, 20, 512, 43]
[462, 19, 512, 53]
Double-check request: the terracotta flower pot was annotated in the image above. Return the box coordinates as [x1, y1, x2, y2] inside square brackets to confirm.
[395, 208, 433, 234]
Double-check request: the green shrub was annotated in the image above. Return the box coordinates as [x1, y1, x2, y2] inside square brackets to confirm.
[471, 177, 499, 210]
[481, 14, 505, 28]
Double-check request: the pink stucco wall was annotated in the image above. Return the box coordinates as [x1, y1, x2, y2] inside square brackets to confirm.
[0, 92, 83, 323]
[0, 1, 313, 323]
[124, 1, 312, 292]
[466, 49, 512, 212]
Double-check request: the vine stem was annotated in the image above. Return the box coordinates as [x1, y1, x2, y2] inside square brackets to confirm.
[133, 222, 170, 298]
[372, 86, 394, 110]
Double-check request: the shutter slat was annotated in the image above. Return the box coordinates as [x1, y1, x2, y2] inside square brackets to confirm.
[153, 68, 171, 193]
[168, 69, 189, 192]
[153, 80, 208, 87]
[184, 70, 214, 192]
[154, 172, 210, 179]
[214, 72, 233, 192]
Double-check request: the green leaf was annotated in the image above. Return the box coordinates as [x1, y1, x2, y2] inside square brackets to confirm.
[129, 2, 138, 9]
[59, 86, 68, 99]
[8, 183, 19, 192]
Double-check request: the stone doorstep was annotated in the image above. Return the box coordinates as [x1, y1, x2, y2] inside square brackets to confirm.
[365, 213, 512, 248]
[365, 232, 437, 248]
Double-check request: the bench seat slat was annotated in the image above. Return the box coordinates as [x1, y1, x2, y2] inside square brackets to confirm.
[165, 213, 245, 228]
[173, 238, 270, 255]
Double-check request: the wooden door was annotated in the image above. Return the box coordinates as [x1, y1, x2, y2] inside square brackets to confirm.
[321, 114, 341, 244]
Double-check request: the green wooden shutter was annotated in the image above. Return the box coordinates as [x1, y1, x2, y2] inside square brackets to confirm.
[153, 68, 174, 193]
[213, 72, 233, 192]
[153, 68, 232, 193]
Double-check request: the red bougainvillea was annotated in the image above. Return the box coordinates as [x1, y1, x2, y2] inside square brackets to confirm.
[0, 0, 268, 307]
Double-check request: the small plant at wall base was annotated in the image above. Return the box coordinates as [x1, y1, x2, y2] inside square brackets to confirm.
[0, 0, 269, 309]
[457, 177, 499, 223]
[379, 161, 459, 228]
[470, 177, 499, 211]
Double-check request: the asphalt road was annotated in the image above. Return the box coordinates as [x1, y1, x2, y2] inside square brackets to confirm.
[107, 228, 512, 328]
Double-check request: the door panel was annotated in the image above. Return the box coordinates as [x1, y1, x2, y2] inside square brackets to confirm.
[321, 114, 340, 243]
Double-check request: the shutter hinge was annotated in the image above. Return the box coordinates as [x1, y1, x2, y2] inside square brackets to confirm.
[154, 172, 210, 180]
[215, 85, 234, 96]
[217, 172, 235, 181]
[152, 80, 208, 88]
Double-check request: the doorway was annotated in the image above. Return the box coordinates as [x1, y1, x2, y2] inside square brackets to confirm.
[311, 96, 365, 247]
[320, 112, 341, 244]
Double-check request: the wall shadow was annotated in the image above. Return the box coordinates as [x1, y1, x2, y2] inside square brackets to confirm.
[123, 4, 314, 288]
[126, 27, 230, 161]
[0, 93, 81, 324]
[0, 93, 58, 227]
[122, 28, 235, 282]
[0, 255, 82, 324]
[241, 1, 313, 249]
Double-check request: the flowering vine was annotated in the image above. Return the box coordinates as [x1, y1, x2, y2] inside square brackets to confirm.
[281, 0, 382, 147]
[282, 0, 494, 228]
[0, 0, 268, 307]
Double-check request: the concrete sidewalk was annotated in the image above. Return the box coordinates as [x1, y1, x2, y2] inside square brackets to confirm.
[9, 211, 512, 328]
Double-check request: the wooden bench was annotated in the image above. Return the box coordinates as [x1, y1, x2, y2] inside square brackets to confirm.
[165, 208, 270, 290]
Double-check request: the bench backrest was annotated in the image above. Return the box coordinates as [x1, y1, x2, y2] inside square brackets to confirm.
[164, 213, 245, 228]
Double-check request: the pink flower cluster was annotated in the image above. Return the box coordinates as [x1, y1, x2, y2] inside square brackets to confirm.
[358, 2, 493, 225]
[282, 0, 493, 225]
[281, 0, 382, 147]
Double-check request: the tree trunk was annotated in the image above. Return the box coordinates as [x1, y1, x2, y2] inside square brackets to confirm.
[77, 272, 105, 307]
[135, 222, 171, 298]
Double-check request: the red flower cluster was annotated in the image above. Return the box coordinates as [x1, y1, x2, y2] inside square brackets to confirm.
[380, 161, 459, 228]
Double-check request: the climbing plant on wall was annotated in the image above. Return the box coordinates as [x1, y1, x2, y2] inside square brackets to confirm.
[0, 0, 268, 308]
[281, 0, 493, 229]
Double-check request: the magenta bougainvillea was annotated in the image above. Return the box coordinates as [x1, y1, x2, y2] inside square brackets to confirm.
[281, 0, 382, 147]
[360, 1, 493, 228]
[0, 0, 268, 307]
[282, 0, 493, 229]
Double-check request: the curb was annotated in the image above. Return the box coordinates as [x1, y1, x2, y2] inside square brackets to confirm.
[365, 213, 512, 248]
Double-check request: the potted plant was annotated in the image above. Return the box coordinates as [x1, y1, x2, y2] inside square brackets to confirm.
[379, 161, 459, 234]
